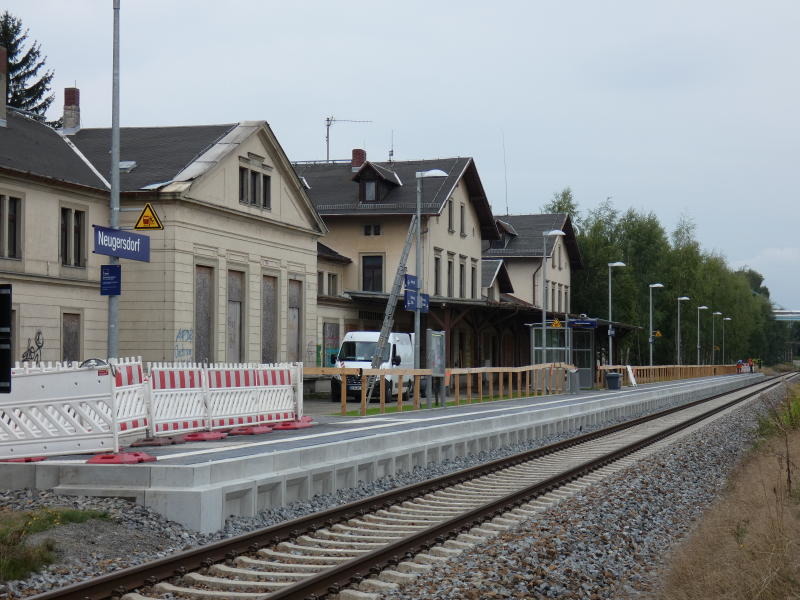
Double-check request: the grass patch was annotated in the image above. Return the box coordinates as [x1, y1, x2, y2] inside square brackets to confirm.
[658, 383, 800, 600]
[0, 507, 108, 582]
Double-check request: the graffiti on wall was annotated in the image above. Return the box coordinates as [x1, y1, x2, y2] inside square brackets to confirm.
[21, 330, 44, 363]
[174, 328, 193, 360]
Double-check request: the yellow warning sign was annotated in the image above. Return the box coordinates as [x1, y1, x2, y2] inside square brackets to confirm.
[134, 203, 163, 230]
[552, 319, 562, 328]
[654, 330, 662, 338]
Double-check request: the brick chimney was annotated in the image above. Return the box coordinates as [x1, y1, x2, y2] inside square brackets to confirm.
[351, 148, 366, 171]
[0, 47, 7, 127]
[62, 87, 80, 134]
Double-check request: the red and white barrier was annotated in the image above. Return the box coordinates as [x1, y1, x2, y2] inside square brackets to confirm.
[205, 364, 298, 431]
[109, 357, 149, 438]
[147, 363, 208, 436]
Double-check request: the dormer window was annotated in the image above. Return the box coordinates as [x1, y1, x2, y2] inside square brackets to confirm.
[363, 180, 377, 202]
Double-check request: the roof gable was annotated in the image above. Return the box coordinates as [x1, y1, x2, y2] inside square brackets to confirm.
[484, 213, 583, 270]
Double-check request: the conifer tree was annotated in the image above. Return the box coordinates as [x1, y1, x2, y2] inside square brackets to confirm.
[0, 11, 54, 118]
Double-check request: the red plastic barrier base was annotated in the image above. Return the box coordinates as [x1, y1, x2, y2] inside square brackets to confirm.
[272, 416, 314, 430]
[86, 452, 157, 464]
[183, 431, 228, 442]
[228, 425, 274, 436]
[0, 456, 47, 463]
[129, 436, 187, 447]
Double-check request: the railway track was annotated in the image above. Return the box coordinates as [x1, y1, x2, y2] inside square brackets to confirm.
[30, 374, 792, 600]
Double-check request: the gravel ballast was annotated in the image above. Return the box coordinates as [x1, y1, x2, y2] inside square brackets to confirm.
[0, 381, 778, 598]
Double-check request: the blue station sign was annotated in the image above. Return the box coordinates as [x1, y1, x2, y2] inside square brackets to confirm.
[404, 274, 418, 291]
[100, 264, 122, 296]
[93, 225, 150, 262]
[404, 290, 429, 313]
[568, 318, 598, 328]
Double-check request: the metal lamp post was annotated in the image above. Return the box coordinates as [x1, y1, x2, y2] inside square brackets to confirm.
[541, 229, 565, 363]
[722, 317, 732, 364]
[711, 311, 722, 364]
[607, 262, 626, 365]
[676, 296, 690, 365]
[648, 283, 664, 366]
[414, 169, 448, 370]
[696, 305, 708, 365]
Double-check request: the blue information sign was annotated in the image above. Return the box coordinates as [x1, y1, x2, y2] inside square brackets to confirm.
[404, 274, 418, 291]
[100, 264, 121, 296]
[568, 319, 598, 328]
[404, 290, 429, 313]
[93, 225, 150, 262]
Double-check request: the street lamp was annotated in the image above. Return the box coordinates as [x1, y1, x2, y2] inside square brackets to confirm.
[607, 262, 626, 365]
[676, 296, 690, 365]
[722, 317, 732, 364]
[414, 169, 448, 370]
[541, 229, 566, 363]
[711, 311, 722, 364]
[648, 283, 664, 366]
[696, 305, 708, 365]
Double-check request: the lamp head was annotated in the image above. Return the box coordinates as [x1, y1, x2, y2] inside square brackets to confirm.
[416, 169, 448, 179]
[713, 311, 722, 316]
[649, 283, 664, 289]
[723, 317, 732, 321]
[544, 229, 565, 237]
[677, 296, 690, 301]
[698, 305, 708, 310]
[608, 261, 626, 268]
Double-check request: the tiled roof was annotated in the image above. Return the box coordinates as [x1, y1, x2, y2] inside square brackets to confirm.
[317, 242, 351, 263]
[70, 123, 237, 191]
[294, 157, 500, 240]
[0, 110, 107, 189]
[484, 213, 583, 269]
[481, 259, 514, 293]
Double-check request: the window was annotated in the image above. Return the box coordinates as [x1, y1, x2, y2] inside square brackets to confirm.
[565, 286, 569, 313]
[317, 271, 325, 295]
[60, 207, 85, 267]
[459, 259, 466, 298]
[434, 255, 441, 296]
[471, 262, 477, 299]
[0, 195, 21, 259]
[362, 255, 383, 292]
[558, 246, 562, 270]
[239, 165, 271, 209]
[460, 204, 465, 236]
[551, 284, 556, 313]
[327, 273, 338, 296]
[447, 256, 454, 297]
[261, 174, 271, 209]
[62, 313, 81, 363]
[557, 284, 563, 312]
[362, 180, 377, 202]
[447, 199, 454, 232]
[196, 266, 214, 363]
[363, 224, 381, 236]
[238, 167, 248, 203]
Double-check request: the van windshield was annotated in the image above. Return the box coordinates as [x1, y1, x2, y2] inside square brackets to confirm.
[338, 341, 387, 362]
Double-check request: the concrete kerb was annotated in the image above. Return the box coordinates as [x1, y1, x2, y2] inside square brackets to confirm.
[0, 375, 763, 532]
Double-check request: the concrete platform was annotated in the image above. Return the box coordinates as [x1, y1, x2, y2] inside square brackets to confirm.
[0, 374, 762, 532]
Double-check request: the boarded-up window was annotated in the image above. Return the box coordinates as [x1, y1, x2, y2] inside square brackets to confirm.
[62, 313, 80, 363]
[287, 279, 302, 362]
[227, 270, 244, 362]
[362, 256, 383, 292]
[195, 266, 214, 363]
[262, 275, 278, 363]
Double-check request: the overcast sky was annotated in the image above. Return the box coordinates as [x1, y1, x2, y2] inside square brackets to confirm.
[6, 1, 799, 309]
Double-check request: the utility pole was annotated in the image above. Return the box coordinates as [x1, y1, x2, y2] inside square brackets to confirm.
[325, 116, 371, 162]
[108, 0, 121, 359]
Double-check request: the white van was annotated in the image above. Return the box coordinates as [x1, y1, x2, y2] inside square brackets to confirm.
[330, 331, 414, 401]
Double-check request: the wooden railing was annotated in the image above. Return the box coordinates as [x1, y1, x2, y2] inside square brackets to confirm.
[595, 364, 740, 387]
[304, 363, 574, 416]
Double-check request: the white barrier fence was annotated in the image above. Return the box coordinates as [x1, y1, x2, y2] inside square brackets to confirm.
[0, 360, 304, 460]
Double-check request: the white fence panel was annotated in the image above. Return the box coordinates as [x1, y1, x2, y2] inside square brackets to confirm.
[0, 363, 117, 459]
[110, 357, 149, 440]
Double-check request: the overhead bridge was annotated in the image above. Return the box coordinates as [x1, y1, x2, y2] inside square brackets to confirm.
[774, 310, 800, 322]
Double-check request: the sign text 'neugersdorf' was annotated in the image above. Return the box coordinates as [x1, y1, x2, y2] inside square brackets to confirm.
[93, 225, 150, 262]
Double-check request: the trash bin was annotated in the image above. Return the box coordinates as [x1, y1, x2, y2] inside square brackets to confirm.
[567, 368, 580, 394]
[605, 372, 622, 390]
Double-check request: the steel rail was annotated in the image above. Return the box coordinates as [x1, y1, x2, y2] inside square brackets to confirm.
[27, 375, 788, 600]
